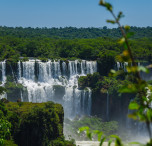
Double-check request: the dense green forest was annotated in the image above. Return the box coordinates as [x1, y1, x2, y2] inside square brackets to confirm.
[0, 100, 75, 146]
[0, 26, 152, 39]
[0, 27, 152, 62]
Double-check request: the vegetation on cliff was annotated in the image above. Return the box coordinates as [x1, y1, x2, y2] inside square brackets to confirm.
[0, 99, 75, 146]
[64, 116, 118, 140]
[78, 72, 129, 94]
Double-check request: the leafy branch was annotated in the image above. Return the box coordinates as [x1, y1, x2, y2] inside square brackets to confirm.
[99, 0, 152, 143]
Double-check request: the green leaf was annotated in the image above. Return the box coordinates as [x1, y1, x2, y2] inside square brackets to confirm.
[129, 102, 139, 110]
[111, 135, 123, 146]
[128, 113, 137, 120]
[128, 141, 143, 146]
[108, 139, 113, 146]
[105, 3, 113, 11]
[118, 37, 125, 44]
[124, 25, 130, 31]
[79, 126, 89, 133]
[99, 0, 105, 6]
[126, 32, 134, 38]
[111, 135, 120, 139]
[147, 109, 152, 121]
[107, 20, 116, 24]
[100, 137, 106, 146]
[93, 130, 103, 141]
[127, 66, 138, 73]
[86, 132, 92, 140]
[119, 84, 137, 93]
[137, 66, 149, 73]
[99, 1, 113, 11]
[117, 12, 124, 21]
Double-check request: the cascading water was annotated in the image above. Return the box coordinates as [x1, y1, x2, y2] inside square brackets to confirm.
[0, 61, 7, 99]
[106, 91, 109, 121]
[116, 61, 152, 81]
[117, 61, 152, 141]
[16, 59, 97, 118]
[0, 60, 6, 85]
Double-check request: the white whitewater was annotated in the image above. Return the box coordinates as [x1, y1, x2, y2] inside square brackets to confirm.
[17, 59, 97, 118]
[0, 60, 6, 85]
[0, 61, 7, 99]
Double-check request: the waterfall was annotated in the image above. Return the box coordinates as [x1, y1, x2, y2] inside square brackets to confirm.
[18, 61, 22, 79]
[87, 88, 92, 115]
[106, 91, 109, 121]
[16, 59, 97, 118]
[116, 62, 121, 70]
[21, 91, 23, 102]
[117, 61, 152, 81]
[116, 62, 129, 71]
[0, 60, 6, 85]
[0, 61, 7, 99]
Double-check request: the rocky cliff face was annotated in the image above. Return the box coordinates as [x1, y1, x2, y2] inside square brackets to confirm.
[91, 92, 134, 125]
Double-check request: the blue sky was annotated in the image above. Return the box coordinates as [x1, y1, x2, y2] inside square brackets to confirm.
[0, 0, 151, 28]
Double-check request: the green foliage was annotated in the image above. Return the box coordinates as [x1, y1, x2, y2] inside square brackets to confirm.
[78, 72, 101, 90]
[98, 0, 152, 145]
[5, 76, 23, 97]
[0, 26, 151, 39]
[0, 32, 151, 62]
[3, 140, 17, 146]
[20, 57, 29, 62]
[97, 50, 116, 75]
[50, 137, 75, 146]
[0, 101, 8, 117]
[78, 72, 126, 95]
[0, 100, 71, 146]
[0, 119, 11, 146]
[0, 87, 6, 96]
[38, 57, 48, 62]
[65, 116, 118, 140]
[4, 102, 64, 146]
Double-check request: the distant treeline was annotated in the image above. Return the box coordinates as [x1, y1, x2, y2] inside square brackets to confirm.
[0, 26, 152, 39]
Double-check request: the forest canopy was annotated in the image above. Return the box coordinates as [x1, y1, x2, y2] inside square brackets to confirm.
[0, 26, 152, 39]
[0, 26, 152, 62]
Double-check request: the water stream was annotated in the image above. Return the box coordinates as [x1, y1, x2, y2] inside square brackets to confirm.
[0, 59, 97, 119]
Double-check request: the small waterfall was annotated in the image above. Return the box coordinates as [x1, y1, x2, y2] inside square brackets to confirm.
[22, 60, 35, 81]
[87, 88, 92, 115]
[21, 91, 23, 102]
[18, 61, 22, 79]
[0, 60, 6, 85]
[62, 62, 67, 76]
[117, 61, 152, 81]
[0, 92, 7, 99]
[81, 60, 86, 75]
[116, 62, 129, 71]
[0, 61, 7, 99]
[124, 62, 128, 72]
[116, 62, 121, 70]
[106, 91, 109, 121]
